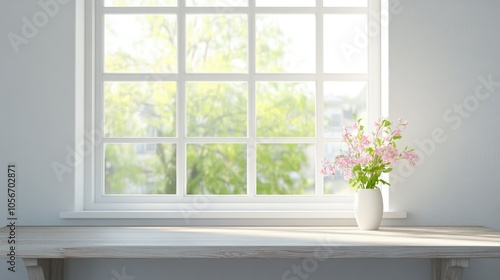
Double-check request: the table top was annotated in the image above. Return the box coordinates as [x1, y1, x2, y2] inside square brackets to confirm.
[1, 226, 500, 259]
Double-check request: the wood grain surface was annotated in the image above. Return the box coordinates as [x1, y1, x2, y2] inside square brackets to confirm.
[1, 226, 500, 259]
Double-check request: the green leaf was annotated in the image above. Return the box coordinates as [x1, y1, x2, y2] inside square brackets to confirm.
[379, 179, 391, 186]
[360, 175, 368, 184]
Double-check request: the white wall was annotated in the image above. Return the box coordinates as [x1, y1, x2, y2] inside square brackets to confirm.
[1, 0, 499, 279]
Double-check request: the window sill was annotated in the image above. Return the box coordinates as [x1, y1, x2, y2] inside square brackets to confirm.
[60, 210, 407, 219]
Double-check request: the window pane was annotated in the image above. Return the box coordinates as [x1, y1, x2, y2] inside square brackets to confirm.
[104, 0, 176, 6]
[324, 81, 367, 138]
[105, 144, 176, 194]
[323, 143, 354, 195]
[186, 15, 248, 73]
[256, 15, 315, 73]
[187, 144, 247, 195]
[186, 0, 247, 7]
[324, 14, 367, 73]
[187, 82, 247, 137]
[257, 82, 315, 137]
[324, 0, 367, 7]
[256, 0, 315, 7]
[104, 82, 176, 138]
[257, 144, 315, 195]
[105, 15, 177, 73]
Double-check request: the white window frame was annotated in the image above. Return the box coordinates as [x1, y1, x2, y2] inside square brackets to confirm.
[68, 0, 398, 219]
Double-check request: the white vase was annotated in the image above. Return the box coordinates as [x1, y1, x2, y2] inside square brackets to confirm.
[354, 188, 383, 230]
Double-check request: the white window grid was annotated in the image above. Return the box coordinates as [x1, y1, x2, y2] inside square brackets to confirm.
[84, 0, 383, 211]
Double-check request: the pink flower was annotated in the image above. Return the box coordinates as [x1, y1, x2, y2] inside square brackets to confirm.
[341, 128, 351, 143]
[399, 118, 409, 127]
[335, 157, 346, 170]
[320, 116, 417, 190]
[320, 159, 336, 176]
[360, 135, 370, 147]
[344, 170, 353, 180]
[328, 165, 336, 174]
[402, 151, 419, 166]
[381, 146, 400, 164]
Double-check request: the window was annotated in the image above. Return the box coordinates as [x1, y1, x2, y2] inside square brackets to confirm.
[83, 0, 385, 213]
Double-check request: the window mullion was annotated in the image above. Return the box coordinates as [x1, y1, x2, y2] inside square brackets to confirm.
[95, 0, 106, 202]
[177, 0, 187, 198]
[316, 0, 325, 196]
[247, 0, 257, 198]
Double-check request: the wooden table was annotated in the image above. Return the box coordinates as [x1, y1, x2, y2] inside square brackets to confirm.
[2, 226, 500, 280]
